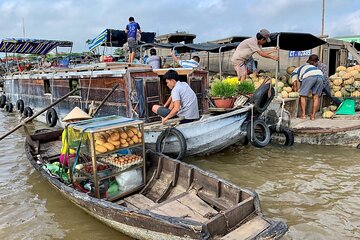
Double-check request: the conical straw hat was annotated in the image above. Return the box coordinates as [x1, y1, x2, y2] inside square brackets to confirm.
[62, 107, 92, 122]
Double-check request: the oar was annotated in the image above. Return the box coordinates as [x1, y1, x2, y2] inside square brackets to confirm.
[0, 88, 78, 141]
[90, 83, 119, 117]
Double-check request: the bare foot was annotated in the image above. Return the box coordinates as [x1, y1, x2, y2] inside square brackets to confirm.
[300, 116, 306, 119]
[310, 116, 315, 121]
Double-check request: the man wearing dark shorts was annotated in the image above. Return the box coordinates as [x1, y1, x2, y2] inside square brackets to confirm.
[152, 70, 199, 124]
[292, 64, 324, 120]
[125, 17, 141, 63]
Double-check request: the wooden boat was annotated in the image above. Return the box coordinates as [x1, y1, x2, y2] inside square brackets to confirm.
[25, 129, 288, 239]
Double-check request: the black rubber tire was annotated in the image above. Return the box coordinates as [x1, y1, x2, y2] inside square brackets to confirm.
[269, 125, 294, 146]
[0, 95, 6, 108]
[23, 107, 33, 118]
[46, 108, 58, 127]
[246, 119, 271, 148]
[249, 83, 275, 114]
[16, 99, 25, 113]
[5, 102, 13, 113]
[156, 128, 187, 160]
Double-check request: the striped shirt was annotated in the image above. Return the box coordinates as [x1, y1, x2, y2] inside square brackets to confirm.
[178, 59, 200, 68]
[291, 64, 323, 82]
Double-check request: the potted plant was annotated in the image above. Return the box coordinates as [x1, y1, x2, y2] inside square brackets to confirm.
[210, 80, 238, 108]
[238, 80, 255, 97]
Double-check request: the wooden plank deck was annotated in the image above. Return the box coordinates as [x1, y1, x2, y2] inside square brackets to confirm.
[40, 140, 62, 160]
[123, 194, 156, 210]
[221, 216, 270, 240]
[150, 191, 218, 222]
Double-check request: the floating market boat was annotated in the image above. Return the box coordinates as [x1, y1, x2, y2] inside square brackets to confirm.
[0, 37, 275, 157]
[25, 129, 288, 240]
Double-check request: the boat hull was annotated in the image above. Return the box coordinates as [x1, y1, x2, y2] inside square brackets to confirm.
[144, 108, 249, 156]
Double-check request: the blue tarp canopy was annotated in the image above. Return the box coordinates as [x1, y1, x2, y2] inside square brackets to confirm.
[88, 29, 156, 52]
[0, 38, 73, 55]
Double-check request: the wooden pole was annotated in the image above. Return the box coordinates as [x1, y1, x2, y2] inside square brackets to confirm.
[0, 88, 78, 141]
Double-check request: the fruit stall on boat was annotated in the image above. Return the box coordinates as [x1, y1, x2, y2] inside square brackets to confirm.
[23, 115, 288, 240]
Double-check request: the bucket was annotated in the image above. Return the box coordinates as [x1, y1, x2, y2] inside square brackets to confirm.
[335, 98, 355, 115]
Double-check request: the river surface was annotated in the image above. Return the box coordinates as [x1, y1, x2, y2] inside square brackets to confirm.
[0, 110, 359, 240]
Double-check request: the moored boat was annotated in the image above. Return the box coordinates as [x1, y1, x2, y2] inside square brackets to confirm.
[25, 129, 287, 239]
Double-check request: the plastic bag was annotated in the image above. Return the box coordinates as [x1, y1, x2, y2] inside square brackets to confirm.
[115, 168, 143, 193]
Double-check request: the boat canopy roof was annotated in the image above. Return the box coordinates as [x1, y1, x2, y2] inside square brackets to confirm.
[88, 29, 156, 51]
[0, 38, 73, 55]
[263, 32, 326, 50]
[141, 42, 240, 53]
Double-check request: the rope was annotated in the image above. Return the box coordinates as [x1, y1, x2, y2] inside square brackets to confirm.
[276, 98, 285, 131]
[233, 95, 248, 108]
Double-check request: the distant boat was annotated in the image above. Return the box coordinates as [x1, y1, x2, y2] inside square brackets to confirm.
[25, 129, 288, 240]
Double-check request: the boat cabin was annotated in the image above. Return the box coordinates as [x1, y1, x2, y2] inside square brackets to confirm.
[3, 62, 208, 126]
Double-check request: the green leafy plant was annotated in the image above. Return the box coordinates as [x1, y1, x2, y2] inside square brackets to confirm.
[238, 81, 255, 95]
[210, 80, 238, 98]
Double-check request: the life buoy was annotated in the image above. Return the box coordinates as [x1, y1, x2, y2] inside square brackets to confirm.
[16, 99, 25, 113]
[23, 107, 33, 118]
[46, 108, 58, 127]
[269, 125, 294, 146]
[156, 128, 187, 160]
[5, 102, 13, 113]
[246, 119, 271, 148]
[249, 83, 275, 114]
[0, 95, 6, 108]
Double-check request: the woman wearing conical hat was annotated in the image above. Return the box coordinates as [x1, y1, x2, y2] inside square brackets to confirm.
[60, 107, 92, 166]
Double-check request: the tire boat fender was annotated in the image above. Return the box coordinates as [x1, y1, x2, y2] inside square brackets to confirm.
[5, 102, 13, 113]
[269, 125, 294, 146]
[23, 107, 34, 118]
[249, 83, 275, 114]
[16, 99, 25, 113]
[0, 95, 6, 108]
[156, 128, 187, 160]
[46, 108, 58, 127]
[246, 119, 271, 148]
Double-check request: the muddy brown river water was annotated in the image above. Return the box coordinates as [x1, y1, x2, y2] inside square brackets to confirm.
[0, 110, 359, 239]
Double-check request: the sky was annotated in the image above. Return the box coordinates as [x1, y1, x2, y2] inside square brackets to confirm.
[0, 0, 359, 53]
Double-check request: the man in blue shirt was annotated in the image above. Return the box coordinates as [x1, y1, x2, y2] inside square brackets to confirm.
[125, 17, 141, 63]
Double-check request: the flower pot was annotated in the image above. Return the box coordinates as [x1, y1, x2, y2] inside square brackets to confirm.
[212, 97, 235, 108]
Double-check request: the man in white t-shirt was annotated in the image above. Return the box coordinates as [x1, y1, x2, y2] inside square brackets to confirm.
[145, 49, 161, 69]
[152, 70, 199, 124]
[231, 29, 278, 81]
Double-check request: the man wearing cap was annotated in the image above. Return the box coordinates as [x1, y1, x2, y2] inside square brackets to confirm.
[231, 29, 279, 81]
[291, 63, 324, 120]
[60, 107, 92, 166]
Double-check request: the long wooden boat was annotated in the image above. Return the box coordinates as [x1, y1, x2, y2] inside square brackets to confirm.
[25, 129, 288, 239]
